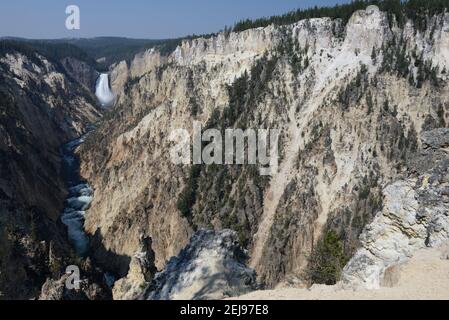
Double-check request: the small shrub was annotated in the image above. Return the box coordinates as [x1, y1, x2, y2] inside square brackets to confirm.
[306, 231, 349, 285]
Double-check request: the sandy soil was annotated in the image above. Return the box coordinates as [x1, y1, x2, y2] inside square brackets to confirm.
[236, 244, 449, 300]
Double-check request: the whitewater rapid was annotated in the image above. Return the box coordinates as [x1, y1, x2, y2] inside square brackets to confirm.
[60, 134, 93, 257]
[95, 73, 115, 107]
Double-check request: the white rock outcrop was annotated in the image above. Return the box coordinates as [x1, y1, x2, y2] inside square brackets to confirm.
[343, 129, 449, 289]
[141, 230, 257, 300]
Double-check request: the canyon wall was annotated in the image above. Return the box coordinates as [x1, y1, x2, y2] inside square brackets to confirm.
[80, 6, 449, 296]
[0, 47, 103, 299]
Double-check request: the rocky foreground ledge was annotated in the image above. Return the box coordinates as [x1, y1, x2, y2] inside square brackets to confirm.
[112, 230, 257, 300]
[235, 128, 449, 300]
[232, 242, 449, 300]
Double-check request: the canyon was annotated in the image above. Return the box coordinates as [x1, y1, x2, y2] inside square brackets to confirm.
[80, 5, 449, 299]
[0, 44, 110, 299]
[1, 4, 449, 300]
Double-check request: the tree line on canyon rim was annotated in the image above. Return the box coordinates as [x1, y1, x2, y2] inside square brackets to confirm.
[233, 0, 449, 33]
[4, 0, 448, 71]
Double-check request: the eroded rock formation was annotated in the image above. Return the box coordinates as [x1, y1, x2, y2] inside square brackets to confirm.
[0, 46, 104, 299]
[343, 128, 449, 289]
[79, 6, 449, 297]
[142, 230, 257, 300]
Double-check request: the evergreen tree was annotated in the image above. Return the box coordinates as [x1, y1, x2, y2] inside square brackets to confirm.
[233, 0, 449, 33]
[371, 47, 378, 65]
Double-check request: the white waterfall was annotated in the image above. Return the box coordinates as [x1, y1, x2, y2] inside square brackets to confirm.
[95, 73, 115, 107]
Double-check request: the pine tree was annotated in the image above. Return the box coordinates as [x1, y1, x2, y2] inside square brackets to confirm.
[371, 47, 378, 65]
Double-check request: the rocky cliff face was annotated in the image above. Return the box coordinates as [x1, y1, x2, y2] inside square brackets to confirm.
[0, 48, 103, 299]
[141, 230, 257, 300]
[60, 56, 100, 93]
[342, 128, 449, 289]
[79, 5, 449, 297]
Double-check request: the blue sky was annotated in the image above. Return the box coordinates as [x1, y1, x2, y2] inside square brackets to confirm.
[0, 0, 351, 39]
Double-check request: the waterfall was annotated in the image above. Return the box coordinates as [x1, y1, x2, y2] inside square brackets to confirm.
[95, 73, 115, 107]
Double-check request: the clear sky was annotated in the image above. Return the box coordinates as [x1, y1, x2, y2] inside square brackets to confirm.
[0, 0, 351, 39]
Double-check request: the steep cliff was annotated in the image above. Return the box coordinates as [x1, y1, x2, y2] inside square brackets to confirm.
[79, 5, 449, 296]
[0, 43, 104, 299]
[342, 128, 449, 289]
[141, 230, 257, 300]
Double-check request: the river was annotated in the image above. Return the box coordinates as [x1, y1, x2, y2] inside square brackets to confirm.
[61, 73, 114, 257]
[60, 133, 93, 257]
